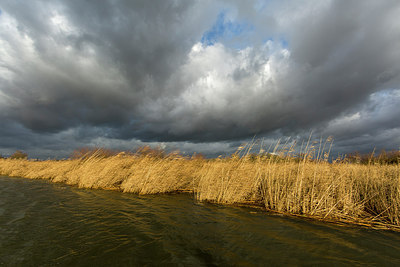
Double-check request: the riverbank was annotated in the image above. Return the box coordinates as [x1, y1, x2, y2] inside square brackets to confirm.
[1, 152, 399, 231]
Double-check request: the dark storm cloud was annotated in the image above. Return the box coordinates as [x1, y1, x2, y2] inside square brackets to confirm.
[0, 0, 400, 157]
[0, 0, 218, 132]
[321, 89, 400, 153]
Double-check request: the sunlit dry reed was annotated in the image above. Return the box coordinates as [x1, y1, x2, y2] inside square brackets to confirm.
[0, 140, 399, 230]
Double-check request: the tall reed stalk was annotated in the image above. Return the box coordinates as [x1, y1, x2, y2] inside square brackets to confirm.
[0, 140, 399, 230]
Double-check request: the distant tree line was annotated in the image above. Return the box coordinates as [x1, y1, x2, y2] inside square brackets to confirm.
[69, 146, 200, 160]
[70, 147, 120, 159]
[0, 150, 29, 159]
[346, 150, 400, 165]
[1, 147, 398, 165]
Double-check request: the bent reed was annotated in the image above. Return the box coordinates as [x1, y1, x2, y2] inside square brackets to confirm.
[1, 139, 400, 231]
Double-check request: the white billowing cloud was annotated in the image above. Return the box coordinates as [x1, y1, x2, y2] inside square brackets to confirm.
[49, 12, 76, 35]
[140, 40, 294, 137]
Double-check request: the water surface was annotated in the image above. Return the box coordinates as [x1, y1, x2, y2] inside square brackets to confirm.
[1, 176, 400, 266]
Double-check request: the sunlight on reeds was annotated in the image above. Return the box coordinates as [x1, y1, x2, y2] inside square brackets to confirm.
[0, 139, 399, 231]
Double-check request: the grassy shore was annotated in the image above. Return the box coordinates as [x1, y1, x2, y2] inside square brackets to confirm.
[1, 143, 400, 231]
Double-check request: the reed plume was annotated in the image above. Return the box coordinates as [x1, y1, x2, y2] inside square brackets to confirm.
[1, 140, 399, 231]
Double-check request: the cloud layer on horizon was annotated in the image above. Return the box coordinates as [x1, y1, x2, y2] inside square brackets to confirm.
[0, 0, 400, 157]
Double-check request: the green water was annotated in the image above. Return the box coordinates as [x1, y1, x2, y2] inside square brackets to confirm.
[1, 176, 400, 266]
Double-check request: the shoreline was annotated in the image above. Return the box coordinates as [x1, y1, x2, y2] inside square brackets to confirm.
[1, 155, 400, 232]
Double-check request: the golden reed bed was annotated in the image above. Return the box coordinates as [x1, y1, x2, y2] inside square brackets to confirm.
[1, 146, 400, 231]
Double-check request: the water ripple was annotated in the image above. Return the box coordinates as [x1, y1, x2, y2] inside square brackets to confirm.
[1, 176, 400, 266]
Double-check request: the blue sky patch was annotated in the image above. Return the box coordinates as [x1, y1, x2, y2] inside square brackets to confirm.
[201, 11, 253, 47]
[281, 38, 288, 48]
[263, 37, 289, 48]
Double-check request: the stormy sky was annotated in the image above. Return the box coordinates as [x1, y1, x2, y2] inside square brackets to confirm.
[0, 0, 400, 158]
